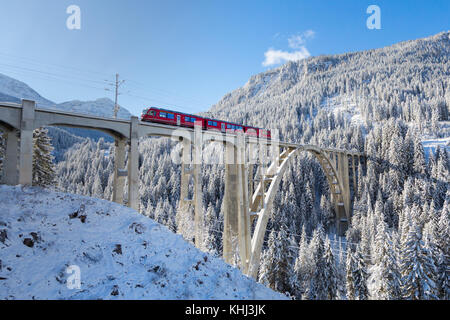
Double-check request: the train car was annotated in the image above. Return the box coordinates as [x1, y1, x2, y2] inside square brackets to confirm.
[141, 107, 202, 127]
[224, 122, 244, 134]
[140, 107, 271, 139]
[204, 118, 224, 132]
[244, 126, 258, 137]
[259, 128, 271, 139]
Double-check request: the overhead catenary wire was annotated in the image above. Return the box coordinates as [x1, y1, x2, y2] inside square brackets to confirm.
[0, 52, 211, 112]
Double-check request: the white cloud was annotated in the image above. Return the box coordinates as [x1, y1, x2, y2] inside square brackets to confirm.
[262, 47, 311, 67]
[288, 30, 315, 49]
[262, 30, 315, 67]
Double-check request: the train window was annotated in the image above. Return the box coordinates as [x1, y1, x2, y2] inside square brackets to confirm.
[191, 118, 196, 122]
[214, 121, 217, 126]
[227, 124, 231, 129]
[160, 112, 166, 118]
[167, 113, 174, 119]
[149, 110, 154, 116]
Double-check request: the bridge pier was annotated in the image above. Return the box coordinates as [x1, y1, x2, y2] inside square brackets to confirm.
[236, 132, 251, 273]
[113, 138, 127, 204]
[336, 153, 351, 235]
[177, 124, 203, 248]
[18, 100, 35, 186]
[193, 122, 203, 248]
[223, 138, 239, 265]
[1, 129, 19, 185]
[127, 116, 139, 211]
[223, 134, 252, 271]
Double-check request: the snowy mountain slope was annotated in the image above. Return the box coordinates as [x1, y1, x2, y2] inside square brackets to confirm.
[206, 31, 450, 142]
[54, 98, 132, 120]
[0, 73, 132, 119]
[0, 185, 286, 300]
[0, 73, 55, 108]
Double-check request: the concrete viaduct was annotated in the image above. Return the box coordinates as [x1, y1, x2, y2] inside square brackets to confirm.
[0, 99, 364, 278]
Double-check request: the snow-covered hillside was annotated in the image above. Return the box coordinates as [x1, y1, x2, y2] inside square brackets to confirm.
[0, 186, 286, 300]
[0, 73, 55, 108]
[206, 31, 450, 145]
[0, 73, 132, 119]
[54, 98, 132, 120]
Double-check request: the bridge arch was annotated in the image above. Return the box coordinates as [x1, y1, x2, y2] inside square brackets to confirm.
[247, 146, 352, 278]
[0, 119, 18, 132]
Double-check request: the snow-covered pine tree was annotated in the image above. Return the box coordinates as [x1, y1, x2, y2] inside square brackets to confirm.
[323, 237, 338, 299]
[368, 218, 401, 299]
[32, 128, 56, 187]
[346, 244, 368, 300]
[353, 245, 369, 300]
[304, 225, 327, 300]
[290, 226, 309, 299]
[258, 229, 277, 289]
[273, 224, 295, 294]
[400, 222, 438, 300]
[436, 195, 450, 299]
[346, 247, 356, 300]
[202, 203, 218, 255]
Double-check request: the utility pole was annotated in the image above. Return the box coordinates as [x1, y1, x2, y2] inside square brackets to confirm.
[105, 73, 125, 119]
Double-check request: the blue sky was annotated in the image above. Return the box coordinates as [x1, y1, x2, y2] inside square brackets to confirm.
[0, 0, 448, 116]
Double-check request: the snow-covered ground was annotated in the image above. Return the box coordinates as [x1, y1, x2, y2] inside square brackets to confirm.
[0, 185, 286, 300]
[321, 94, 366, 127]
[422, 137, 450, 159]
[322, 94, 450, 158]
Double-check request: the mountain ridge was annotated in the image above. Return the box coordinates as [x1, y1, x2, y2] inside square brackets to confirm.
[206, 31, 450, 143]
[0, 73, 132, 119]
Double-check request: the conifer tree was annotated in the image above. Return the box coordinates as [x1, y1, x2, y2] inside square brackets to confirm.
[32, 128, 56, 187]
[304, 225, 327, 300]
[346, 245, 368, 300]
[369, 219, 401, 299]
[291, 226, 309, 299]
[323, 237, 338, 299]
[400, 222, 438, 300]
[258, 230, 277, 289]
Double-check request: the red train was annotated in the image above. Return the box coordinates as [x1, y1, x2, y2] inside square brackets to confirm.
[140, 107, 271, 139]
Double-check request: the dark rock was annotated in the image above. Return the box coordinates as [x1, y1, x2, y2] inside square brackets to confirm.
[30, 232, 41, 243]
[113, 244, 122, 255]
[129, 222, 146, 234]
[79, 215, 87, 223]
[23, 238, 34, 248]
[111, 285, 119, 296]
[0, 230, 7, 244]
[69, 212, 78, 219]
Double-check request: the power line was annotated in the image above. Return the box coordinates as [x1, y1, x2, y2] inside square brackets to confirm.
[126, 78, 209, 107]
[0, 68, 107, 94]
[0, 52, 211, 112]
[0, 62, 109, 87]
[124, 92, 200, 113]
[0, 50, 114, 79]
